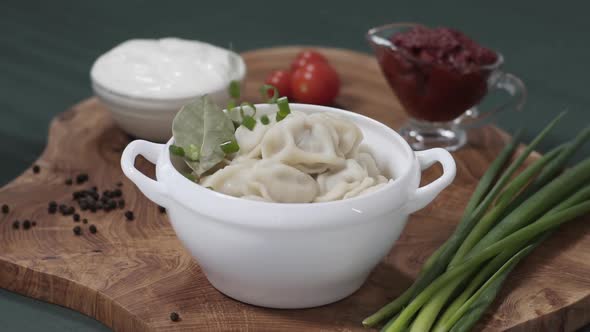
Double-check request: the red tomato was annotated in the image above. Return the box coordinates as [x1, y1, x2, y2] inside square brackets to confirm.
[290, 50, 328, 71]
[291, 62, 340, 105]
[264, 69, 292, 99]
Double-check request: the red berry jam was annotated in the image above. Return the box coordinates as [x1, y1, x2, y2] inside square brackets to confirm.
[376, 26, 498, 122]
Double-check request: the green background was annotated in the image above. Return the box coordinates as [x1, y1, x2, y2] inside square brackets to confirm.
[1, 0, 588, 331]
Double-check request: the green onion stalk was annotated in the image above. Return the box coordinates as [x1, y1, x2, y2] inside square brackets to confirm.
[363, 112, 566, 328]
[362, 132, 522, 328]
[383, 200, 590, 332]
[435, 183, 590, 331]
[405, 156, 590, 332]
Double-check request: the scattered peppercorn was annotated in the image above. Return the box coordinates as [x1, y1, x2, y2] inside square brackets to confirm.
[89, 224, 97, 234]
[158, 206, 166, 214]
[170, 312, 180, 322]
[73, 213, 80, 222]
[32, 165, 40, 174]
[82, 218, 88, 224]
[107, 200, 117, 210]
[2, 204, 9, 214]
[124, 211, 134, 221]
[76, 173, 89, 184]
[23, 220, 31, 230]
[32, 221, 37, 227]
[116, 182, 123, 187]
[12, 220, 19, 229]
[113, 189, 122, 197]
[65, 179, 73, 185]
[61, 205, 75, 216]
[118, 199, 125, 209]
[73, 226, 82, 236]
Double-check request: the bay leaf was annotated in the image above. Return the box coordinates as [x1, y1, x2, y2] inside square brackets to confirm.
[172, 96, 236, 176]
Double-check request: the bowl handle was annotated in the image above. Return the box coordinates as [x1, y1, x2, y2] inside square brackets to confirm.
[404, 148, 457, 214]
[120, 140, 171, 208]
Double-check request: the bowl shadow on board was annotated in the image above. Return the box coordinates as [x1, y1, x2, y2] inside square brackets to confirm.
[475, 216, 590, 329]
[257, 263, 414, 330]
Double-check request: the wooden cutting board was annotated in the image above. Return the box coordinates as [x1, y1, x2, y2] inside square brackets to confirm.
[0, 47, 588, 332]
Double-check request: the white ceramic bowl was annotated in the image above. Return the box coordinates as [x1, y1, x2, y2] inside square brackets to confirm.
[91, 53, 246, 142]
[120, 103, 456, 309]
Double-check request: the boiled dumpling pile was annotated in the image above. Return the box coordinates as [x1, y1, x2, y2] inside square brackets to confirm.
[200, 111, 391, 203]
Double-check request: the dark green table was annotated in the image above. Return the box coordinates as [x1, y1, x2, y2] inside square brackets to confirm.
[1, 1, 588, 331]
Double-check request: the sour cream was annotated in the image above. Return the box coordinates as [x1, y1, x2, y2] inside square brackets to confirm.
[91, 38, 244, 99]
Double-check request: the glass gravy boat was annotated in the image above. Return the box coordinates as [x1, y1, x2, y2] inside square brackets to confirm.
[367, 23, 527, 151]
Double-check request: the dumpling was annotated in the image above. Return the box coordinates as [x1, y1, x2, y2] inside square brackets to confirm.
[247, 160, 318, 203]
[200, 110, 390, 204]
[260, 112, 346, 173]
[315, 159, 373, 202]
[308, 113, 363, 158]
[314, 151, 389, 202]
[199, 159, 258, 197]
[200, 159, 318, 203]
[234, 116, 276, 158]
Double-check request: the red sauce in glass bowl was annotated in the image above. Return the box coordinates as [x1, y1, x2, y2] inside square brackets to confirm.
[375, 26, 499, 122]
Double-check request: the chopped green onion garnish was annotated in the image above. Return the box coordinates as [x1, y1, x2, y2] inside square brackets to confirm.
[232, 120, 241, 130]
[260, 84, 279, 103]
[241, 115, 257, 131]
[183, 172, 196, 182]
[228, 80, 240, 99]
[260, 115, 270, 125]
[239, 102, 257, 118]
[220, 140, 240, 154]
[169, 145, 185, 157]
[185, 144, 200, 161]
[227, 99, 236, 111]
[206, 186, 214, 190]
[276, 96, 291, 122]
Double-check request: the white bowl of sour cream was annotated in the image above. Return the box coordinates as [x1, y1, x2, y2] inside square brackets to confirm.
[91, 38, 246, 142]
[120, 103, 456, 309]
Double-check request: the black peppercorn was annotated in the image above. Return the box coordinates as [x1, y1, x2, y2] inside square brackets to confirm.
[62, 206, 75, 216]
[113, 189, 122, 197]
[23, 220, 31, 230]
[49, 201, 57, 208]
[2, 204, 9, 214]
[90, 205, 97, 213]
[82, 218, 88, 224]
[158, 206, 166, 214]
[76, 173, 89, 184]
[89, 224, 97, 234]
[96, 202, 103, 210]
[32, 165, 40, 174]
[48, 206, 57, 214]
[12, 220, 19, 229]
[124, 211, 134, 221]
[73, 213, 80, 222]
[107, 200, 117, 210]
[73, 226, 82, 235]
[169, 312, 180, 322]
[65, 179, 73, 185]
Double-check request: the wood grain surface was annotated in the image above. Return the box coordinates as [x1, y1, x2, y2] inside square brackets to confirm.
[0, 47, 588, 332]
